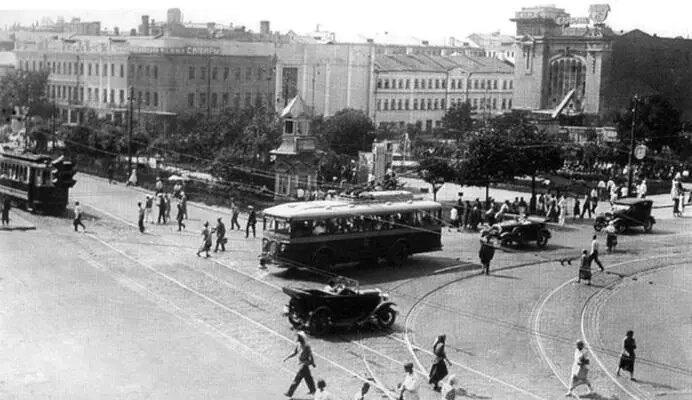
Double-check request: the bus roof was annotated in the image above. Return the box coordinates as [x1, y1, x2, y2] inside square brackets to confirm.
[263, 198, 442, 220]
[0, 151, 53, 164]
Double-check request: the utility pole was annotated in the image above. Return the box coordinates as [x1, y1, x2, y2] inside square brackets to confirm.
[627, 95, 639, 198]
[206, 55, 211, 121]
[128, 86, 134, 173]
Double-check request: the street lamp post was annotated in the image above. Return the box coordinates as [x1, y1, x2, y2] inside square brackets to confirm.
[127, 86, 134, 173]
[627, 95, 639, 197]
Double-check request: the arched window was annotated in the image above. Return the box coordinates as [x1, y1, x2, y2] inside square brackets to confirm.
[547, 57, 586, 109]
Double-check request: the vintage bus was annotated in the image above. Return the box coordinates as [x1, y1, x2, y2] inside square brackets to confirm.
[260, 191, 443, 270]
[0, 151, 77, 212]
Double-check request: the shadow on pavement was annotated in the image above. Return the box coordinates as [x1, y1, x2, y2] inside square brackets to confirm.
[632, 378, 679, 391]
[455, 387, 492, 399]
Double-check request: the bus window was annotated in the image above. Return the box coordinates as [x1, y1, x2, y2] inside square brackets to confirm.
[313, 220, 327, 235]
[291, 220, 313, 237]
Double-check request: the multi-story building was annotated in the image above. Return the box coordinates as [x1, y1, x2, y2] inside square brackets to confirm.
[373, 54, 514, 132]
[466, 32, 517, 64]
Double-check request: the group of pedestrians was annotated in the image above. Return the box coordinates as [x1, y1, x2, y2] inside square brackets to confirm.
[136, 191, 187, 234]
[194, 203, 257, 258]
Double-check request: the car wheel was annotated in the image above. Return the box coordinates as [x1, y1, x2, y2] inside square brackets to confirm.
[500, 237, 512, 247]
[643, 219, 653, 233]
[536, 231, 549, 248]
[312, 250, 333, 271]
[387, 242, 409, 267]
[309, 308, 331, 335]
[375, 306, 397, 329]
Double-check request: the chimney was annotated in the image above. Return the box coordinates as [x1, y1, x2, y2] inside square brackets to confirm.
[114, 26, 120, 36]
[260, 20, 270, 35]
[422, 40, 429, 46]
[130, 28, 137, 36]
[366, 38, 374, 44]
[141, 15, 150, 36]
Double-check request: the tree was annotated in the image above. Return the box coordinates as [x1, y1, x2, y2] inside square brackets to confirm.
[417, 156, 457, 201]
[457, 128, 515, 201]
[442, 101, 473, 142]
[614, 94, 683, 153]
[0, 69, 52, 120]
[321, 108, 374, 156]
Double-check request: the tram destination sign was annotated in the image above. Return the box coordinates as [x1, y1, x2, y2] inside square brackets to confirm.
[129, 46, 221, 56]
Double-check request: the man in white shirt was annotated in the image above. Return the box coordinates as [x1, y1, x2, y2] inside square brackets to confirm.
[314, 379, 335, 400]
[638, 179, 647, 198]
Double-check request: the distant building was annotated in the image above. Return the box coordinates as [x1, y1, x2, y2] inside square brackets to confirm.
[36, 17, 101, 35]
[0, 52, 17, 78]
[373, 54, 514, 132]
[466, 32, 517, 64]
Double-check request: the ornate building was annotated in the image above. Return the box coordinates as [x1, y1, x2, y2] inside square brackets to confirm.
[270, 95, 319, 200]
[511, 4, 614, 115]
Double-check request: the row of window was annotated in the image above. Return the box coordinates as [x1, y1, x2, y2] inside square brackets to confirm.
[376, 97, 513, 111]
[21, 60, 129, 79]
[48, 85, 159, 107]
[187, 65, 269, 82]
[0, 162, 31, 184]
[377, 77, 514, 91]
[187, 91, 272, 109]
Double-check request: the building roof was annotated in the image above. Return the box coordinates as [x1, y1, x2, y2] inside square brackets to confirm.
[467, 32, 515, 47]
[375, 53, 513, 74]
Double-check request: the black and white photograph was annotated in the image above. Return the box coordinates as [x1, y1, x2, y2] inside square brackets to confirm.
[1, 0, 691, 398]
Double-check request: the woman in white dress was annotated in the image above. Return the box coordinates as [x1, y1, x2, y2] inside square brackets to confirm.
[566, 340, 593, 396]
[399, 362, 420, 400]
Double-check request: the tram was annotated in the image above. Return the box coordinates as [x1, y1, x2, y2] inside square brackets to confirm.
[0, 151, 77, 212]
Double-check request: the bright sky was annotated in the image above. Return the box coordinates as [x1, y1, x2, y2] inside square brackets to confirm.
[1, 0, 691, 43]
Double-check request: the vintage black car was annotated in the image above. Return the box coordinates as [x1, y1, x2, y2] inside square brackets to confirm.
[484, 217, 552, 248]
[594, 198, 655, 233]
[282, 284, 397, 335]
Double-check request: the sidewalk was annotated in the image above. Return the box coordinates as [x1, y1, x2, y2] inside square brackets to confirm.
[0, 210, 36, 231]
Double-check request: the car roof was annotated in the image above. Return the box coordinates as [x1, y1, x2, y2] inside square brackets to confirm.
[264, 198, 442, 220]
[614, 198, 653, 206]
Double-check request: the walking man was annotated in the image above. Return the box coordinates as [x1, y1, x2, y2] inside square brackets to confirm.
[176, 201, 186, 231]
[213, 217, 226, 252]
[230, 202, 241, 230]
[196, 222, 212, 258]
[246, 205, 257, 238]
[155, 177, 163, 194]
[479, 235, 496, 275]
[1, 197, 10, 226]
[73, 201, 86, 232]
[164, 194, 171, 222]
[283, 331, 316, 398]
[581, 194, 592, 219]
[157, 194, 167, 224]
[126, 168, 138, 187]
[180, 192, 188, 220]
[144, 195, 154, 224]
[137, 202, 145, 233]
[589, 235, 605, 272]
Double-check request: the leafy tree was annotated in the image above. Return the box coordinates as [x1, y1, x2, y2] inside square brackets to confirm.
[442, 101, 473, 142]
[417, 156, 457, 201]
[0, 69, 52, 120]
[614, 94, 682, 153]
[457, 128, 514, 201]
[321, 108, 374, 156]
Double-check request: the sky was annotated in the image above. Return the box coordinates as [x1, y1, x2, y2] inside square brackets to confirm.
[1, 0, 692, 43]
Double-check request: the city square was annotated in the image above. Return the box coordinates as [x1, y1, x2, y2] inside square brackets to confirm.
[1, 1, 692, 399]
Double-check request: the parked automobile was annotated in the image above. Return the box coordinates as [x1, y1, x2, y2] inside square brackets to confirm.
[483, 217, 552, 248]
[594, 198, 655, 233]
[282, 283, 397, 335]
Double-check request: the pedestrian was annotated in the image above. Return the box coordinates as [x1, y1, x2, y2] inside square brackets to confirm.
[137, 202, 145, 233]
[73, 201, 86, 232]
[616, 330, 637, 381]
[107, 163, 114, 184]
[518, 197, 527, 216]
[246, 205, 257, 238]
[314, 379, 335, 400]
[429, 334, 451, 392]
[440, 375, 459, 400]
[157, 193, 166, 224]
[589, 235, 604, 272]
[283, 331, 316, 398]
[558, 195, 566, 225]
[590, 187, 599, 214]
[1, 197, 10, 226]
[155, 177, 163, 194]
[176, 201, 186, 231]
[638, 179, 647, 199]
[495, 200, 510, 222]
[398, 362, 420, 400]
[353, 382, 371, 400]
[230, 202, 241, 230]
[126, 168, 138, 186]
[566, 340, 593, 396]
[463, 200, 471, 229]
[196, 222, 212, 258]
[581, 194, 592, 219]
[144, 195, 154, 223]
[173, 181, 182, 198]
[449, 206, 458, 231]
[164, 193, 171, 222]
[573, 197, 581, 220]
[180, 192, 188, 220]
[605, 221, 617, 252]
[577, 250, 592, 285]
[479, 235, 496, 275]
[672, 174, 683, 217]
[213, 217, 226, 252]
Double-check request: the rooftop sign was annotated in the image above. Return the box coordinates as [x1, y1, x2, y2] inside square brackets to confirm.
[129, 45, 221, 55]
[515, 3, 610, 26]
